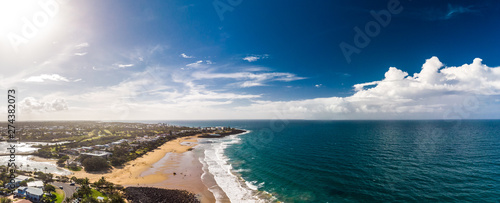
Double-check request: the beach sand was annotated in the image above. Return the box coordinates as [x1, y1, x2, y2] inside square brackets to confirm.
[29, 156, 58, 164]
[70, 135, 222, 203]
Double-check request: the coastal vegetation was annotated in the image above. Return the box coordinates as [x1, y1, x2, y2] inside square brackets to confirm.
[0, 121, 246, 202]
[21, 121, 245, 173]
[124, 187, 200, 203]
[82, 157, 111, 172]
[67, 176, 125, 203]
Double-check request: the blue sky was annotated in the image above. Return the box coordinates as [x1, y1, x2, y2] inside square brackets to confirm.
[1, 0, 500, 120]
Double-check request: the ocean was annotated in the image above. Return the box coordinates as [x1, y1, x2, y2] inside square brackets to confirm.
[134, 120, 500, 202]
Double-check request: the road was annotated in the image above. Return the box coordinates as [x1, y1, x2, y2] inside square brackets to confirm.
[51, 182, 78, 200]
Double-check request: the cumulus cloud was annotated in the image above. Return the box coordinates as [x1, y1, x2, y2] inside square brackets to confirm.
[180, 53, 194, 58]
[243, 54, 269, 62]
[20, 97, 68, 113]
[237, 57, 500, 119]
[25, 74, 70, 82]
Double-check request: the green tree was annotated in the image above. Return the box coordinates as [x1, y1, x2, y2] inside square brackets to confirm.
[41, 195, 52, 203]
[95, 176, 107, 189]
[82, 157, 111, 172]
[0, 197, 12, 203]
[108, 193, 125, 203]
[45, 184, 56, 193]
[81, 197, 99, 203]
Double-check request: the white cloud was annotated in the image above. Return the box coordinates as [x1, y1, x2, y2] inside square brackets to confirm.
[74, 52, 87, 56]
[180, 53, 194, 58]
[186, 60, 206, 68]
[20, 97, 68, 113]
[243, 56, 259, 62]
[236, 57, 500, 119]
[243, 54, 269, 62]
[115, 64, 134, 68]
[14, 56, 500, 120]
[25, 74, 70, 82]
[75, 42, 89, 49]
[315, 84, 322, 88]
[192, 71, 306, 87]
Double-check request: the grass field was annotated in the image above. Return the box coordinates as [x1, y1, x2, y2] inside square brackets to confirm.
[91, 189, 108, 200]
[52, 188, 65, 203]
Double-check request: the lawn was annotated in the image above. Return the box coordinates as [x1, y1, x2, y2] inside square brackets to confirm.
[91, 188, 108, 200]
[51, 188, 65, 203]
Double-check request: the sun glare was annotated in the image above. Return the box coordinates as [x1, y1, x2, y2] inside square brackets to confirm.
[0, 1, 40, 34]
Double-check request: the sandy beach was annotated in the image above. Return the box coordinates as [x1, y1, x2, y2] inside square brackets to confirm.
[69, 135, 219, 203]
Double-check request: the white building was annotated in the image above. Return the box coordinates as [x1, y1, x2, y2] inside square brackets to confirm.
[27, 180, 44, 190]
[15, 187, 44, 202]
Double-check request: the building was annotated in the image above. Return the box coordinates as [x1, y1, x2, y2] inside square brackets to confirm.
[80, 151, 113, 159]
[15, 186, 44, 202]
[27, 181, 44, 190]
[26, 187, 44, 202]
[14, 186, 27, 197]
[17, 175, 30, 180]
[5, 175, 30, 188]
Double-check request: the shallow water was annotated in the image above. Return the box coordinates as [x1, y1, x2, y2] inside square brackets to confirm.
[155, 120, 500, 202]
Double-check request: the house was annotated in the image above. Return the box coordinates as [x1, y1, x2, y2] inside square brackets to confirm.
[17, 175, 30, 181]
[80, 151, 113, 159]
[27, 180, 44, 190]
[5, 175, 30, 188]
[15, 187, 44, 202]
[14, 186, 27, 197]
[26, 187, 44, 202]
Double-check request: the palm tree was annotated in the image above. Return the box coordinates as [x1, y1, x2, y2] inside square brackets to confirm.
[83, 177, 90, 185]
[95, 176, 107, 188]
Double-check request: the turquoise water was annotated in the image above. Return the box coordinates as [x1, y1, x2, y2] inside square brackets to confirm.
[141, 120, 500, 202]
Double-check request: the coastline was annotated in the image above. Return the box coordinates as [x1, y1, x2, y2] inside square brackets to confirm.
[27, 129, 251, 203]
[71, 134, 218, 203]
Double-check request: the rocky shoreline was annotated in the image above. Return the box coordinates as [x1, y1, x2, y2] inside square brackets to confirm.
[198, 129, 246, 138]
[124, 187, 200, 203]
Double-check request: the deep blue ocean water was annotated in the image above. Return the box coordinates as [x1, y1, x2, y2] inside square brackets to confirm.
[143, 120, 500, 202]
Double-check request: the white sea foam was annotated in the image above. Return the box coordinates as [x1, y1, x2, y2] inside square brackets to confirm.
[197, 131, 269, 203]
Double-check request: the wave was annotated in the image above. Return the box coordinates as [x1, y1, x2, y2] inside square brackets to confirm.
[197, 131, 270, 203]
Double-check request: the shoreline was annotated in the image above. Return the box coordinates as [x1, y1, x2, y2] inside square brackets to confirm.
[29, 129, 249, 203]
[71, 134, 218, 203]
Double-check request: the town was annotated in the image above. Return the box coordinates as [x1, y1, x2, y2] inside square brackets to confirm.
[0, 121, 244, 203]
